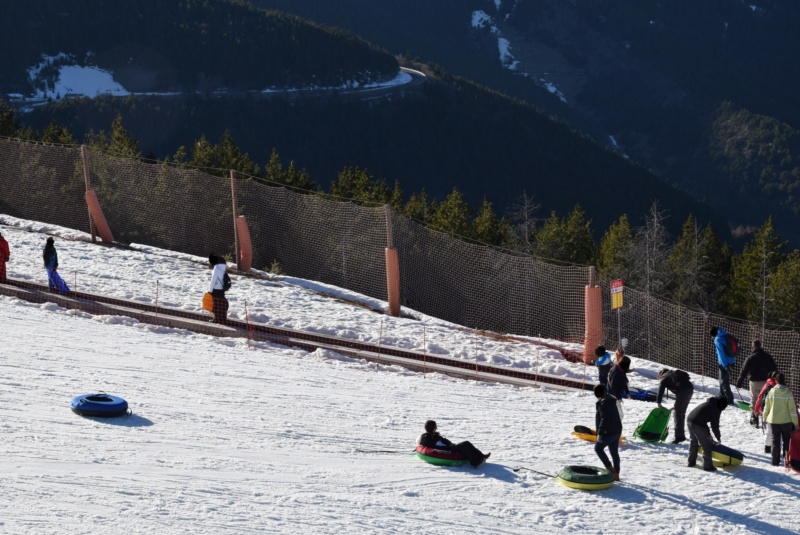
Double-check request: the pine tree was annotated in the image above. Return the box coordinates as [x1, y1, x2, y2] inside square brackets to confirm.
[108, 114, 141, 158]
[772, 251, 800, 327]
[264, 148, 285, 183]
[39, 121, 75, 145]
[472, 197, 511, 246]
[598, 214, 634, 279]
[404, 189, 434, 224]
[216, 130, 260, 177]
[429, 187, 472, 237]
[388, 181, 404, 211]
[534, 205, 596, 264]
[0, 99, 20, 137]
[331, 166, 390, 205]
[728, 217, 787, 326]
[284, 160, 316, 191]
[189, 134, 216, 169]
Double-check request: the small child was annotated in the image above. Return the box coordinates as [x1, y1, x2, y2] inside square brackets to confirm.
[593, 345, 613, 387]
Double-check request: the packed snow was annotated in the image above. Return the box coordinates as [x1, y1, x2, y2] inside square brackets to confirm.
[2, 218, 800, 534]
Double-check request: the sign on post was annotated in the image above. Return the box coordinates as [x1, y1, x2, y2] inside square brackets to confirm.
[611, 279, 624, 310]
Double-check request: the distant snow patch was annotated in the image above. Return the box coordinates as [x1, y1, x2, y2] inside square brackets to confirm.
[472, 10, 494, 30]
[498, 38, 520, 70]
[28, 54, 128, 100]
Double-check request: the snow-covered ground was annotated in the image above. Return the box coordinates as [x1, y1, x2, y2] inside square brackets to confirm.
[15, 53, 415, 106]
[2, 218, 800, 533]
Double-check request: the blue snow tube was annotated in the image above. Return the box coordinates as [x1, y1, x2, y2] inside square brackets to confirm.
[71, 393, 129, 417]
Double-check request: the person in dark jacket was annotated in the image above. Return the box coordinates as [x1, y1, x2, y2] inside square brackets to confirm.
[0, 231, 9, 283]
[593, 384, 622, 481]
[208, 254, 229, 323]
[657, 368, 694, 444]
[736, 340, 778, 425]
[608, 354, 631, 421]
[43, 237, 59, 291]
[687, 395, 728, 472]
[417, 420, 490, 468]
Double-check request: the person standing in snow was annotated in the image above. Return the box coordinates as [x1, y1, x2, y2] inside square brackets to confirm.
[763, 372, 799, 467]
[735, 340, 777, 426]
[42, 237, 61, 291]
[755, 371, 779, 453]
[593, 383, 622, 481]
[657, 368, 694, 444]
[710, 327, 736, 405]
[608, 352, 631, 421]
[417, 420, 490, 468]
[208, 254, 229, 324]
[686, 395, 728, 472]
[592, 345, 613, 388]
[0, 231, 9, 283]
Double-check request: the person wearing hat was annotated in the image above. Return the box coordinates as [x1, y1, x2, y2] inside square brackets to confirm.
[208, 254, 229, 323]
[657, 368, 694, 444]
[592, 345, 613, 388]
[417, 420, 490, 468]
[0, 231, 9, 283]
[686, 395, 729, 472]
[709, 327, 736, 405]
[736, 340, 778, 426]
[43, 237, 60, 291]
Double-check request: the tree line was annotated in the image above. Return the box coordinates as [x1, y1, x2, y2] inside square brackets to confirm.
[2, 99, 799, 331]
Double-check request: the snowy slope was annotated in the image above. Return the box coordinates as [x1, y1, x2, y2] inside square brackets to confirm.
[2, 219, 800, 533]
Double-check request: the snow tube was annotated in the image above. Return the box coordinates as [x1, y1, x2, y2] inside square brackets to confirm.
[571, 426, 626, 443]
[71, 393, 128, 417]
[557, 465, 615, 490]
[414, 445, 469, 466]
[698, 444, 744, 467]
[787, 429, 800, 474]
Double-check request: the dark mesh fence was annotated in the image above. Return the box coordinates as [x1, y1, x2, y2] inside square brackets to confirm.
[0, 138, 87, 231]
[2, 137, 798, 393]
[601, 276, 800, 395]
[392, 214, 590, 339]
[237, 180, 389, 300]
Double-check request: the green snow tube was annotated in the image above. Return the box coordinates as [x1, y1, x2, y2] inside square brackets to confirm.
[557, 465, 615, 490]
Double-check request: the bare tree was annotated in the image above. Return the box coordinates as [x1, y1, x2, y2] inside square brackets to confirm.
[507, 190, 540, 254]
[629, 201, 672, 296]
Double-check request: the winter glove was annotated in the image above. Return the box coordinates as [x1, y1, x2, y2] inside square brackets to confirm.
[735, 379, 744, 389]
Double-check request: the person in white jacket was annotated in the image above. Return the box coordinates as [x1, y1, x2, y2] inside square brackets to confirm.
[209, 254, 229, 323]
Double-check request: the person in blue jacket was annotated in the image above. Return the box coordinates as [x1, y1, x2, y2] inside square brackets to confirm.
[592, 345, 613, 387]
[710, 327, 736, 405]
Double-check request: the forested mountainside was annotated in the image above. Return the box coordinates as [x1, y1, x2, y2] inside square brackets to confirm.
[0, 0, 397, 93]
[17, 71, 728, 243]
[248, 0, 800, 245]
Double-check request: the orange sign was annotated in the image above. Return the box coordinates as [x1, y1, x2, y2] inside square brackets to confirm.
[611, 279, 624, 310]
